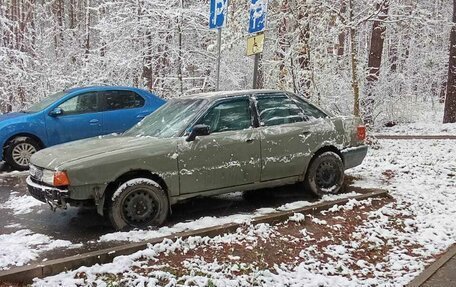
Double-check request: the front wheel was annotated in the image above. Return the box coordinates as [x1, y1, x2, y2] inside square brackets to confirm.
[4, 137, 41, 170]
[304, 151, 345, 198]
[108, 178, 169, 230]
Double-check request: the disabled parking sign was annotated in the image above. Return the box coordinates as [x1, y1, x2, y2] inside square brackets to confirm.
[249, 0, 268, 34]
[209, 0, 229, 29]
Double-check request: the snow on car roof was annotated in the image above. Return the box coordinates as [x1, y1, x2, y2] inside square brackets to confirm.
[181, 89, 288, 100]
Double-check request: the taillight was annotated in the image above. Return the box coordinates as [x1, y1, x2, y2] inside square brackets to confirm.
[53, 171, 70, 187]
[357, 125, 366, 141]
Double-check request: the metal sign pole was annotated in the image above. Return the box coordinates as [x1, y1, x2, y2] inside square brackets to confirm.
[253, 53, 259, 89]
[248, 0, 268, 90]
[216, 28, 222, 91]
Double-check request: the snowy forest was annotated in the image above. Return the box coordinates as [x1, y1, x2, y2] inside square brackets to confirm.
[0, 0, 455, 126]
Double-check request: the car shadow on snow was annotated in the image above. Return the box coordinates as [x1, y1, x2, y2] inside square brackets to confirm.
[67, 177, 358, 233]
[0, 176, 361, 246]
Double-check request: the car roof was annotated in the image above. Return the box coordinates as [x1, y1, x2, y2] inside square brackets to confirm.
[65, 86, 152, 94]
[180, 89, 290, 100]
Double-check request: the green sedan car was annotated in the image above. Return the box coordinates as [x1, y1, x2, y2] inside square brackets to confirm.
[27, 90, 368, 230]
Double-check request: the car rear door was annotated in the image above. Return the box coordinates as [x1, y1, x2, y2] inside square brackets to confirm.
[178, 96, 261, 194]
[45, 92, 103, 145]
[99, 90, 149, 134]
[255, 93, 317, 182]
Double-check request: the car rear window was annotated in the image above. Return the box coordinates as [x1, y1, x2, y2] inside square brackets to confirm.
[256, 95, 305, 127]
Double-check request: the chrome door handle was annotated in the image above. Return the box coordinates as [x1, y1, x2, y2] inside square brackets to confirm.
[245, 138, 255, 143]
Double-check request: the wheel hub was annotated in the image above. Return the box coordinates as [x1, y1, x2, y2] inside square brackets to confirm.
[122, 190, 158, 224]
[12, 143, 37, 166]
[315, 161, 338, 188]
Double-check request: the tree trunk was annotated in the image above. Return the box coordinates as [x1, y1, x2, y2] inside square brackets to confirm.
[443, 0, 456, 123]
[364, 0, 389, 124]
[336, 0, 346, 56]
[276, 0, 288, 89]
[348, 0, 360, 116]
[296, 1, 311, 97]
[177, 0, 184, 95]
[84, 0, 91, 58]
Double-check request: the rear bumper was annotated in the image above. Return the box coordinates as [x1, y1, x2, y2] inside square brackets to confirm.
[342, 145, 368, 170]
[26, 176, 68, 209]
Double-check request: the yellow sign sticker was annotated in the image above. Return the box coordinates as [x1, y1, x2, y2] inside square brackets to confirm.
[247, 33, 265, 56]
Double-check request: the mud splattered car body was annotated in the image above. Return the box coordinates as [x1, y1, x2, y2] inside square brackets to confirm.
[27, 90, 367, 229]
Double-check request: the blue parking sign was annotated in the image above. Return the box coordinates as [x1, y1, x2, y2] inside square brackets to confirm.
[209, 0, 229, 29]
[249, 0, 268, 34]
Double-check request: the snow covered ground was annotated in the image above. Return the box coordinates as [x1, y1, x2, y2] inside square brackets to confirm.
[0, 192, 44, 215]
[0, 230, 81, 271]
[374, 103, 456, 135]
[30, 138, 456, 286]
[375, 122, 456, 135]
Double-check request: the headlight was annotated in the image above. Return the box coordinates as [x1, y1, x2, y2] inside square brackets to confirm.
[41, 170, 55, 186]
[53, 171, 70, 186]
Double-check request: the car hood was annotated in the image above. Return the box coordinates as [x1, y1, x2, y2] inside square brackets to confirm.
[31, 135, 171, 170]
[0, 112, 29, 125]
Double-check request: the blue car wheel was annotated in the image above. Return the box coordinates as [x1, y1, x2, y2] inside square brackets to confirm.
[4, 137, 41, 170]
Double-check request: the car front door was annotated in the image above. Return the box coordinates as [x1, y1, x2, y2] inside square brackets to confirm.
[178, 96, 261, 194]
[255, 93, 315, 181]
[99, 90, 149, 134]
[45, 92, 103, 145]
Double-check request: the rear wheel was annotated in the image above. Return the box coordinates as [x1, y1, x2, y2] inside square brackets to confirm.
[304, 151, 344, 198]
[108, 178, 169, 230]
[4, 137, 41, 170]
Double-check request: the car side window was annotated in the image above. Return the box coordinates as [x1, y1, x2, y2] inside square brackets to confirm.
[101, 91, 145, 111]
[197, 98, 251, 133]
[256, 95, 304, 127]
[57, 92, 99, 115]
[291, 95, 327, 119]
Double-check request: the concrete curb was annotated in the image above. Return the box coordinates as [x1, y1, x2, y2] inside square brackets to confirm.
[374, 135, 456, 140]
[406, 244, 456, 287]
[0, 189, 389, 284]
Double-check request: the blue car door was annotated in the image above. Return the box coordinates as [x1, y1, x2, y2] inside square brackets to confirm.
[45, 92, 103, 145]
[99, 90, 150, 134]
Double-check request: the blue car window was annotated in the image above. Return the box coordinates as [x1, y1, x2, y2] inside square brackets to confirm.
[58, 92, 99, 115]
[100, 91, 145, 111]
[26, 91, 67, 113]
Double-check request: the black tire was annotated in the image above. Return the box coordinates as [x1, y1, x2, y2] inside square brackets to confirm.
[4, 136, 41, 170]
[108, 178, 169, 230]
[304, 151, 344, 198]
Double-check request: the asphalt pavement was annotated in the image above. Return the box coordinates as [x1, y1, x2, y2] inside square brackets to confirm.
[422, 255, 456, 287]
[0, 161, 332, 265]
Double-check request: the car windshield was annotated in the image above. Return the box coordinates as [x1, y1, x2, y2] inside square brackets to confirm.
[26, 91, 68, 113]
[125, 98, 207, 138]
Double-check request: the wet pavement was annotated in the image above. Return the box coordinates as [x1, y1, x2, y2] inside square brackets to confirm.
[0, 161, 369, 269]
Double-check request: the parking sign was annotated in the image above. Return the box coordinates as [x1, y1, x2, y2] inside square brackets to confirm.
[249, 0, 268, 34]
[209, 0, 229, 29]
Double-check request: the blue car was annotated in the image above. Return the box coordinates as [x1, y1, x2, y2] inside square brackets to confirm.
[0, 86, 165, 170]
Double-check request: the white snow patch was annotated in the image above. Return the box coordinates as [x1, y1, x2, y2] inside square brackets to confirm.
[0, 230, 81, 270]
[0, 193, 44, 215]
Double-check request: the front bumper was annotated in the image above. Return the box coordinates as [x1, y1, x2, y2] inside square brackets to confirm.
[342, 145, 368, 170]
[26, 176, 68, 210]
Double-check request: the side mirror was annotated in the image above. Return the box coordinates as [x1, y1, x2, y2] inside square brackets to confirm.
[186, 124, 210, 142]
[49, 107, 63, 117]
